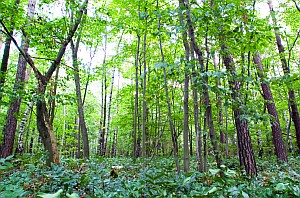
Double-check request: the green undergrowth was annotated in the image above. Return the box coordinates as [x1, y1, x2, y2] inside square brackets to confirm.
[0, 155, 300, 197]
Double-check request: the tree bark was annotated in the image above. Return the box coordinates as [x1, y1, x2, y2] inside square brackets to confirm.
[15, 101, 34, 155]
[103, 68, 115, 156]
[142, 33, 147, 157]
[133, 35, 140, 158]
[178, 0, 191, 173]
[180, 0, 222, 168]
[253, 53, 287, 162]
[157, 0, 180, 172]
[71, 38, 89, 159]
[0, 0, 36, 158]
[0, 0, 21, 105]
[268, 0, 300, 153]
[222, 45, 257, 176]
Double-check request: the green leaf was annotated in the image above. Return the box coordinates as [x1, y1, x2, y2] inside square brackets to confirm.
[37, 189, 63, 198]
[242, 191, 249, 198]
[154, 62, 168, 69]
[207, 187, 218, 195]
[66, 193, 80, 198]
[183, 176, 191, 185]
[208, 168, 220, 176]
[275, 183, 287, 192]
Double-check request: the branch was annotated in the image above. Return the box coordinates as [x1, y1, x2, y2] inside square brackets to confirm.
[31, 56, 78, 72]
[292, 0, 300, 12]
[0, 20, 45, 84]
[45, 0, 89, 82]
[289, 29, 300, 52]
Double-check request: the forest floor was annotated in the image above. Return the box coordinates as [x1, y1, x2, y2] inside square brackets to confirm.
[0, 154, 300, 197]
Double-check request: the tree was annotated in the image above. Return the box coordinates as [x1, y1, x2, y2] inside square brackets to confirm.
[253, 53, 287, 162]
[0, 0, 36, 158]
[0, 0, 88, 165]
[268, 0, 300, 154]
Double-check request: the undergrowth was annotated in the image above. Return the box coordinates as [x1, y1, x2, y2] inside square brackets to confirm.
[0, 154, 300, 197]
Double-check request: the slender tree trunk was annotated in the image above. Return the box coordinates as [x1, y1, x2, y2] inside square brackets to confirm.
[15, 101, 34, 155]
[0, 0, 36, 158]
[157, 1, 180, 172]
[134, 35, 141, 158]
[142, 33, 147, 157]
[98, 36, 107, 155]
[0, 36, 13, 104]
[253, 53, 287, 162]
[0, 36, 3, 52]
[213, 56, 225, 144]
[178, 0, 190, 173]
[180, 0, 222, 167]
[268, 0, 300, 153]
[75, 116, 81, 158]
[103, 69, 115, 156]
[222, 45, 257, 176]
[49, 66, 60, 125]
[183, 73, 190, 172]
[0, 0, 21, 104]
[71, 39, 89, 159]
[111, 129, 117, 157]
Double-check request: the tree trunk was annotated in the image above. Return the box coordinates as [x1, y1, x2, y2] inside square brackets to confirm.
[253, 53, 287, 162]
[15, 101, 34, 155]
[71, 39, 89, 159]
[142, 33, 147, 157]
[178, 0, 191, 173]
[103, 68, 115, 156]
[180, 0, 222, 168]
[133, 35, 140, 157]
[111, 129, 117, 157]
[0, 0, 21, 104]
[98, 36, 107, 155]
[222, 45, 257, 176]
[157, 0, 180, 172]
[0, 0, 36, 158]
[0, 36, 13, 104]
[268, 0, 300, 153]
[49, 66, 60, 125]
[75, 116, 81, 158]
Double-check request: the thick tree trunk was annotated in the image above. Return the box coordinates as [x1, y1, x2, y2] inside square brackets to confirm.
[36, 100, 56, 165]
[222, 45, 257, 176]
[268, 0, 300, 153]
[253, 53, 287, 162]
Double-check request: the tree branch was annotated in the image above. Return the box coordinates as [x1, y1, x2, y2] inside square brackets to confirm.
[0, 20, 45, 84]
[45, 0, 89, 82]
[292, 0, 300, 12]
